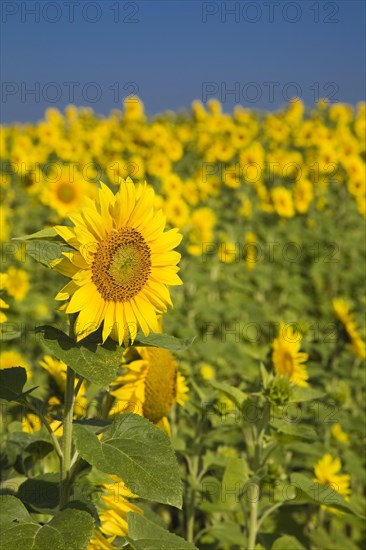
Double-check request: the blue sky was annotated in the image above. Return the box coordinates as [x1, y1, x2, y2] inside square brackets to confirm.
[1, 0, 365, 123]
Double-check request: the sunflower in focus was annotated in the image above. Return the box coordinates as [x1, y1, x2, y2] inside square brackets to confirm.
[271, 323, 309, 387]
[109, 346, 188, 434]
[52, 178, 183, 344]
[314, 454, 351, 514]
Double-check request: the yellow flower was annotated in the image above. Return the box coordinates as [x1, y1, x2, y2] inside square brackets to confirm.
[200, 363, 215, 381]
[293, 178, 313, 214]
[314, 454, 351, 513]
[6, 267, 29, 302]
[332, 298, 366, 359]
[331, 423, 349, 444]
[52, 178, 183, 345]
[89, 477, 143, 548]
[41, 164, 91, 218]
[0, 350, 31, 379]
[272, 323, 309, 387]
[271, 187, 295, 218]
[110, 346, 188, 434]
[165, 197, 190, 228]
[244, 231, 257, 271]
[122, 96, 145, 122]
[0, 273, 9, 323]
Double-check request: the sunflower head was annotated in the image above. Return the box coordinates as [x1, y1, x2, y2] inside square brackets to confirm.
[52, 178, 183, 345]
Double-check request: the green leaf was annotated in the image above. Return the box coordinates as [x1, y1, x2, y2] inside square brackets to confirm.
[0, 495, 94, 550]
[134, 332, 195, 351]
[221, 457, 249, 507]
[0, 367, 27, 401]
[270, 421, 317, 440]
[210, 380, 248, 407]
[18, 474, 59, 511]
[290, 473, 362, 516]
[73, 413, 183, 508]
[36, 326, 121, 387]
[271, 535, 306, 550]
[291, 386, 325, 402]
[126, 512, 198, 549]
[13, 228, 61, 241]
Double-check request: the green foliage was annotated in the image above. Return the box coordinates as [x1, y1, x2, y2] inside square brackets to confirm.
[73, 413, 183, 508]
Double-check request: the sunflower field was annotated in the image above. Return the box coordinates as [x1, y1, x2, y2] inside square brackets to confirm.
[0, 97, 365, 550]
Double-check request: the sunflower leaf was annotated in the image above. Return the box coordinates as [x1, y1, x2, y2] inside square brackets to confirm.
[290, 473, 363, 517]
[72, 413, 183, 508]
[0, 367, 27, 401]
[126, 512, 198, 549]
[13, 228, 62, 241]
[0, 495, 94, 550]
[134, 332, 195, 351]
[36, 325, 121, 387]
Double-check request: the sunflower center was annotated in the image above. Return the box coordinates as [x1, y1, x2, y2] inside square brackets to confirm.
[57, 182, 76, 203]
[91, 227, 151, 302]
[142, 348, 177, 423]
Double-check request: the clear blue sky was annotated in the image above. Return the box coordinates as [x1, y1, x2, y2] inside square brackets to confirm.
[1, 0, 365, 123]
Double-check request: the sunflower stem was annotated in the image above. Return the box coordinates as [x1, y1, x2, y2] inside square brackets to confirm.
[59, 365, 75, 508]
[247, 483, 259, 550]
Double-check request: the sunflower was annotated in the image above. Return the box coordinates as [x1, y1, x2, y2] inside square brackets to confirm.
[88, 476, 143, 549]
[109, 346, 188, 434]
[6, 267, 29, 302]
[314, 454, 351, 514]
[0, 272, 9, 323]
[332, 298, 366, 359]
[52, 178, 183, 345]
[41, 165, 90, 219]
[271, 187, 295, 218]
[271, 323, 309, 387]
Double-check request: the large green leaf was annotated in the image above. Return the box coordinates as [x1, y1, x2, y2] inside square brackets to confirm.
[0, 495, 94, 550]
[17, 474, 60, 511]
[73, 413, 182, 508]
[290, 473, 361, 516]
[126, 512, 198, 549]
[36, 326, 121, 387]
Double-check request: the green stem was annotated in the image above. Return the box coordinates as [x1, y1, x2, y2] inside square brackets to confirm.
[247, 483, 259, 550]
[59, 365, 76, 508]
[256, 501, 284, 532]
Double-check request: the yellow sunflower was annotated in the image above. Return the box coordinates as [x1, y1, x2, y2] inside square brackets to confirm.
[88, 476, 143, 549]
[314, 454, 351, 514]
[0, 272, 9, 323]
[41, 165, 90, 218]
[271, 322, 309, 387]
[271, 187, 295, 218]
[109, 346, 188, 434]
[6, 267, 29, 302]
[52, 178, 183, 345]
[332, 298, 366, 359]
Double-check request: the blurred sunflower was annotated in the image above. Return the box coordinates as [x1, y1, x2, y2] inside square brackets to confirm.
[332, 298, 366, 358]
[41, 165, 90, 218]
[52, 178, 182, 344]
[109, 346, 188, 434]
[6, 267, 29, 302]
[314, 454, 351, 514]
[0, 273, 9, 323]
[272, 323, 309, 387]
[271, 187, 295, 218]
